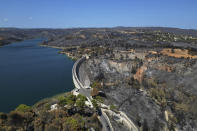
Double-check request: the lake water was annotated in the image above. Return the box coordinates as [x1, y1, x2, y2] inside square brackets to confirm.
[0, 39, 74, 112]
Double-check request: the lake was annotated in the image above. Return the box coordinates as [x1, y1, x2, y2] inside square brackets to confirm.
[0, 39, 74, 112]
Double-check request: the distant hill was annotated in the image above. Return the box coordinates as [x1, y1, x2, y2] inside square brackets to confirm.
[1, 27, 197, 47]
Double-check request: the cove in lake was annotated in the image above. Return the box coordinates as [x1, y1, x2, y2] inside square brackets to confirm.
[0, 39, 74, 112]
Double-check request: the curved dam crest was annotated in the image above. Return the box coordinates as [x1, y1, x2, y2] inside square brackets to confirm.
[0, 39, 74, 112]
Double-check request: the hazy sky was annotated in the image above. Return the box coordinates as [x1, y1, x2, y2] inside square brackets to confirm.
[0, 0, 197, 29]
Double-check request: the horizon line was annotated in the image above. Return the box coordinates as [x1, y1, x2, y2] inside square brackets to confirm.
[0, 26, 197, 30]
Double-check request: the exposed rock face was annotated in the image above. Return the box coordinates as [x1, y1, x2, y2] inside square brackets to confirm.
[81, 49, 197, 131]
[134, 65, 147, 83]
[83, 58, 167, 130]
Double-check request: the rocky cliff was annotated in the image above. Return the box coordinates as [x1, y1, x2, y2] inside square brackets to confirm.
[82, 48, 197, 131]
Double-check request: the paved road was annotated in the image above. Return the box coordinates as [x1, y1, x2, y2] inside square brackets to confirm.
[77, 87, 111, 131]
[73, 57, 112, 131]
[73, 57, 139, 131]
[78, 88, 91, 99]
[99, 114, 111, 131]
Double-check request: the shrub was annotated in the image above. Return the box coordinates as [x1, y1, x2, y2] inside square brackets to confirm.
[0, 112, 7, 120]
[174, 103, 188, 112]
[129, 77, 140, 89]
[45, 103, 51, 110]
[77, 94, 87, 101]
[66, 94, 76, 106]
[76, 99, 86, 109]
[95, 96, 104, 103]
[110, 104, 117, 111]
[91, 99, 98, 108]
[63, 117, 85, 131]
[91, 81, 100, 88]
[15, 104, 31, 112]
[76, 94, 87, 109]
[58, 94, 76, 106]
[45, 119, 62, 131]
[34, 118, 44, 131]
[58, 96, 67, 106]
[144, 78, 158, 88]
[9, 111, 25, 125]
[149, 88, 165, 100]
[149, 88, 167, 107]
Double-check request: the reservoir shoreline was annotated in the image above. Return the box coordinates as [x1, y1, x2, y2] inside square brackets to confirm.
[0, 39, 74, 112]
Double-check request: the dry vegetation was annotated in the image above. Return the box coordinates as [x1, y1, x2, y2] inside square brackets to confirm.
[0, 93, 102, 131]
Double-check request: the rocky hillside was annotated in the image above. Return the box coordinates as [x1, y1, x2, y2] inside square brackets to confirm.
[55, 28, 197, 131]
[43, 27, 197, 48]
[1, 27, 197, 48]
[0, 28, 69, 46]
[81, 47, 197, 131]
[1, 27, 197, 131]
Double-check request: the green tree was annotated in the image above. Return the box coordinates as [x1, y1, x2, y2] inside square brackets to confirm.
[64, 117, 80, 131]
[76, 99, 85, 109]
[58, 94, 76, 106]
[63, 116, 85, 131]
[76, 94, 87, 109]
[77, 94, 87, 101]
[58, 96, 67, 106]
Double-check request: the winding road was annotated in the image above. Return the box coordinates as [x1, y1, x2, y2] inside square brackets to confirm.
[72, 56, 138, 131]
[72, 57, 113, 131]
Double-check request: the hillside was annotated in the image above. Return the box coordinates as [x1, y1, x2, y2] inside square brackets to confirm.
[0, 93, 102, 131]
[1, 27, 197, 131]
[48, 27, 197, 131]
